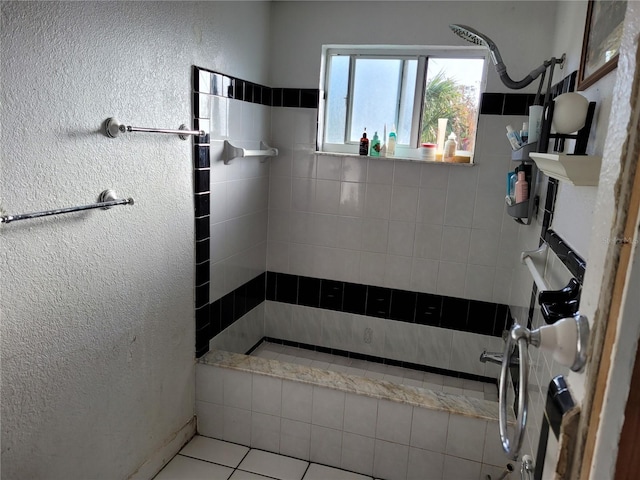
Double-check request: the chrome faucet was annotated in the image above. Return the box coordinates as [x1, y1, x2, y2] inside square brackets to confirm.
[480, 350, 519, 366]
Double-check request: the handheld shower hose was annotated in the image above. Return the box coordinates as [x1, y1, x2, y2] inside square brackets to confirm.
[449, 24, 565, 90]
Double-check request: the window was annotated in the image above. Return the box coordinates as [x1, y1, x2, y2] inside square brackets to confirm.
[319, 47, 487, 159]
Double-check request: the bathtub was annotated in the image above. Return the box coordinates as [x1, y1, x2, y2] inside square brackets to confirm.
[196, 301, 517, 480]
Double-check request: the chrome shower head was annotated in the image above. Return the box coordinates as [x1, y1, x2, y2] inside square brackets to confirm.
[449, 24, 502, 66]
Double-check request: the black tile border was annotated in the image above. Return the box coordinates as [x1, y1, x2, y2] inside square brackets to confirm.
[248, 337, 498, 386]
[266, 272, 512, 338]
[480, 92, 535, 116]
[543, 229, 587, 284]
[194, 65, 318, 109]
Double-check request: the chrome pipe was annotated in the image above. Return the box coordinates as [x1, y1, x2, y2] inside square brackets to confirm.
[105, 118, 204, 140]
[0, 190, 134, 224]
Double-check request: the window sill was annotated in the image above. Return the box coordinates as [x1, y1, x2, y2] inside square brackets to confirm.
[314, 151, 475, 166]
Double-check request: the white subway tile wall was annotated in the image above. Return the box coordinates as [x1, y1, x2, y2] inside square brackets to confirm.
[208, 98, 271, 303]
[196, 363, 511, 480]
[267, 109, 522, 304]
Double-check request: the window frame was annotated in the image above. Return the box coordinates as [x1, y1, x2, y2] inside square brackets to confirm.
[317, 45, 489, 157]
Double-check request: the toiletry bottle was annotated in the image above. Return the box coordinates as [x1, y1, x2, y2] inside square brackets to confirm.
[370, 131, 381, 157]
[506, 125, 522, 150]
[506, 171, 517, 205]
[380, 124, 387, 157]
[386, 124, 397, 157]
[443, 132, 457, 161]
[515, 170, 529, 203]
[359, 129, 369, 156]
[520, 122, 529, 144]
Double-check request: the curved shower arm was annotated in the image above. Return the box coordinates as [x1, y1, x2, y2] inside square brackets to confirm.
[495, 56, 563, 90]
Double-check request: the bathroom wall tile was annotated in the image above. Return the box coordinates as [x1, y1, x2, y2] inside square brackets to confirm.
[335, 216, 363, 250]
[367, 159, 394, 185]
[480, 93, 504, 115]
[416, 188, 446, 225]
[407, 447, 444, 480]
[343, 393, 378, 438]
[365, 286, 391, 319]
[472, 192, 504, 232]
[311, 386, 345, 430]
[341, 432, 375, 476]
[196, 364, 224, 405]
[364, 183, 392, 219]
[390, 186, 419, 222]
[376, 400, 413, 445]
[436, 261, 467, 298]
[339, 182, 366, 217]
[440, 226, 471, 263]
[469, 228, 501, 266]
[252, 374, 282, 416]
[420, 164, 450, 190]
[393, 162, 422, 187]
[410, 407, 449, 453]
[342, 156, 368, 183]
[282, 380, 313, 423]
[449, 330, 490, 377]
[389, 289, 417, 323]
[210, 96, 229, 139]
[310, 425, 343, 468]
[315, 179, 341, 214]
[444, 187, 476, 227]
[464, 264, 496, 302]
[373, 439, 409, 480]
[445, 415, 487, 462]
[299, 90, 319, 110]
[311, 213, 338, 248]
[288, 243, 316, 278]
[416, 325, 452, 370]
[270, 153, 293, 178]
[359, 252, 386, 287]
[317, 156, 342, 180]
[280, 418, 311, 461]
[290, 304, 323, 345]
[292, 154, 317, 178]
[384, 318, 417, 363]
[361, 218, 389, 253]
[251, 412, 281, 452]
[196, 400, 224, 439]
[223, 405, 252, 445]
[388, 221, 416, 257]
[410, 258, 439, 293]
[414, 224, 443, 260]
[291, 178, 316, 212]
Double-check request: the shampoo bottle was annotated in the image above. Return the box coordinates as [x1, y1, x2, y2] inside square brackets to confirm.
[370, 131, 381, 157]
[386, 124, 397, 157]
[443, 132, 457, 161]
[515, 170, 529, 203]
[359, 129, 369, 156]
[506, 125, 522, 150]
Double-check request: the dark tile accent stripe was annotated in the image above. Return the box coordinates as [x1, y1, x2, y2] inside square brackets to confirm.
[544, 230, 587, 284]
[194, 65, 319, 109]
[480, 93, 534, 116]
[265, 272, 511, 338]
[546, 375, 575, 438]
[251, 337, 497, 385]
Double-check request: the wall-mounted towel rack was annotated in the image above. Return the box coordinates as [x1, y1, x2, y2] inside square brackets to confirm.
[521, 243, 549, 292]
[223, 140, 278, 165]
[0, 190, 134, 224]
[104, 117, 204, 140]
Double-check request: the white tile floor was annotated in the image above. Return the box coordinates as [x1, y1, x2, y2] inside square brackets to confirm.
[154, 435, 379, 480]
[251, 342, 499, 402]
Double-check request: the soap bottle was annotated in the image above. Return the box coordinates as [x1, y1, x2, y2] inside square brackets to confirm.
[520, 122, 529, 144]
[386, 124, 397, 157]
[359, 129, 369, 156]
[370, 131, 381, 157]
[443, 132, 457, 161]
[506, 125, 522, 150]
[515, 170, 529, 203]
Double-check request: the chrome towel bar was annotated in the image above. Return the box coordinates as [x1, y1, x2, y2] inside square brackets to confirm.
[104, 117, 204, 140]
[0, 190, 134, 224]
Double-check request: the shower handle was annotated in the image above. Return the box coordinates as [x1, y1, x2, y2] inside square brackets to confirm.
[499, 324, 529, 460]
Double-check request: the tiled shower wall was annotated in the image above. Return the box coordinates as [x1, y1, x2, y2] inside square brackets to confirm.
[266, 110, 526, 305]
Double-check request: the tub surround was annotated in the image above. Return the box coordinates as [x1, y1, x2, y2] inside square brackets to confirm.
[201, 349, 510, 423]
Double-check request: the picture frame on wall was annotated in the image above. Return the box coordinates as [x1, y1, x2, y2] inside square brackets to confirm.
[577, 0, 627, 91]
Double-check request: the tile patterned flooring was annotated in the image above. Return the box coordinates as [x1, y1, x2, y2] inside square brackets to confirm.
[251, 342, 498, 402]
[154, 435, 378, 480]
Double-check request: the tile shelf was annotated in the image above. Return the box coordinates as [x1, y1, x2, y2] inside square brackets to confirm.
[314, 151, 475, 166]
[529, 153, 602, 186]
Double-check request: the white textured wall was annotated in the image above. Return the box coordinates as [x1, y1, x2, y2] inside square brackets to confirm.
[0, 2, 271, 479]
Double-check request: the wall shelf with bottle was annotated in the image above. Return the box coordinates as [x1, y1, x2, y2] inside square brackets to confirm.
[506, 162, 538, 225]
